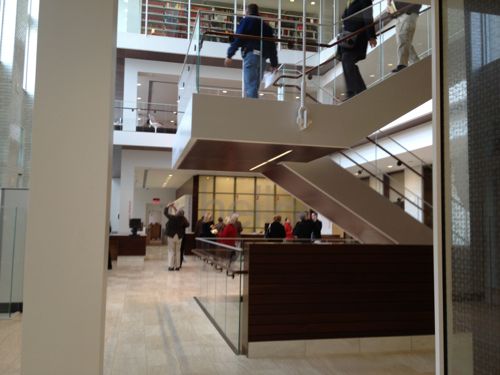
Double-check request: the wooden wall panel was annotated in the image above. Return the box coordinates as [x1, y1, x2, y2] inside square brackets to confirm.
[247, 244, 434, 342]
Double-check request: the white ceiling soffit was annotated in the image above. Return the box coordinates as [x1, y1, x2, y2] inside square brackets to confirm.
[134, 168, 262, 189]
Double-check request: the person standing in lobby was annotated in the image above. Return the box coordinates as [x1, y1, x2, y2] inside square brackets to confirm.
[388, 1, 422, 72]
[340, 0, 377, 99]
[224, 3, 278, 98]
[311, 211, 323, 240]
[164, 203, 190, 271]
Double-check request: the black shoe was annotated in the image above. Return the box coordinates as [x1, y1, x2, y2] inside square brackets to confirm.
[168, 267, 174, 271]
[391, 64, 406, 73]
[174, 267, 180, 271]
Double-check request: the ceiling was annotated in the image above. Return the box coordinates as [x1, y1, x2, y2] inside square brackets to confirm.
[133, 166, 263, 189]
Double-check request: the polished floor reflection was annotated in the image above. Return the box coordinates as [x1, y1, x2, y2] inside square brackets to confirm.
[0, 246, 435, 374]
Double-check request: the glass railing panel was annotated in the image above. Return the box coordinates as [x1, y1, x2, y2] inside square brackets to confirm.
[0, 207, 26, 319]
[333, 149, 431, 223]
[193, 238, 243, 353]
[368, 131, 429, 175]
[113, 100, 179, 133]
[178, 15, 201, 124]
[178, 3, 431, 108]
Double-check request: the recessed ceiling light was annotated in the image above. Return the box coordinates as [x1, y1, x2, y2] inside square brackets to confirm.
[177, 100, 180, 103]
[138, 117, 142, 121]
[168, 174, 172, 177]
[222, 90, 227, 94]
[290, 0, 294, 2]
[311, 1, 316, 4]
[369, 74, 375, 78]
[340, 93, 345, 96]
[137, 83, 141, 86]
[295, 96, 300, 99]
[137, 97, 141, 100]
[388, 63, 393, 67]
[259, 93, 264, 96]
[173, 111, 177, 114]
[387, 165, 393, 168]
[170, 120, 175, 123]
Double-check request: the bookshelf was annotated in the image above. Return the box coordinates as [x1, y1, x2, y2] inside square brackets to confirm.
[140, 0, 319, 47]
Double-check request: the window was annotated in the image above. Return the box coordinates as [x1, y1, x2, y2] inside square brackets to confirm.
[0, 0, 17, 65]
[22, 0, 39, 94]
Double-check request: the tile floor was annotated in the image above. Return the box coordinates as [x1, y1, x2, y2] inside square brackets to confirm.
[0, 246, 436, 374]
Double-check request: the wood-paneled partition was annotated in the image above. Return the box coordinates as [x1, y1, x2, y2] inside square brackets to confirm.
[242, 244, 434, 347]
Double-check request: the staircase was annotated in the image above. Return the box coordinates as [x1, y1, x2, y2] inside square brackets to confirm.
[263, 156, 433, 245]
[172, 56, 431, 172]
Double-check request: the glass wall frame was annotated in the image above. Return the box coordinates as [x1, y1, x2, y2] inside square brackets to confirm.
[197, 175, 310, 233]
[440, 0, 500, 373]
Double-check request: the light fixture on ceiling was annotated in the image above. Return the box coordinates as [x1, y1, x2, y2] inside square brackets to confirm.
[311, 1, 316, 4]
[222, 90, 228, 94]
[290, 0, 294, 2]
[168, 174, 172, 177]
[137, 83, 141, 86]
[369, 74, 375, 78]
[170, 120, 175, 123]
[173, 111, 177, 114]
[397, 160, 403, 166]
[137, 97, 142, 100]
[259, 93, 264, 96]
[388, 63, 393, 67]
[249, 150, 293, 171]
[295, 96, 300, 99]
[387, 165, 393, 169]
[355, 170, 362, 176]
[340, 93, 345, 96]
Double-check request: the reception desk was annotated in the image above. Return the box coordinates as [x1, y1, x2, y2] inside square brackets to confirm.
[109, 235, 146, 260]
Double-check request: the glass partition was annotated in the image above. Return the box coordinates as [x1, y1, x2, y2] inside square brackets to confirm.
[0, 207, 26, 319]
[113, 100, 178, 133]
[192, 236, 359, 352]
[176, 3, 432, 108]
[332, 148, 432, 224]
[193, 238, 244, 353]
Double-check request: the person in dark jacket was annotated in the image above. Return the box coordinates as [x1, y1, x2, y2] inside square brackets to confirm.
[194, 212, 214, 238]
[293, 212, 313, 241]
[340, 0, 377, 99]
[164, 203, 190, 271]
[389, 1, 422, 72]
[311, 211, 322, 240]
[266, 215, 286, 239]
[224, 4, 279, 98]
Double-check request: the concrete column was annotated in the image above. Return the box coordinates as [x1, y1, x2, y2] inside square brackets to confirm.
[21, 0, 117, 374]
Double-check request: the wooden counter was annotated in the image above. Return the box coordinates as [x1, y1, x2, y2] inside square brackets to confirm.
[109, 235, 146, 260]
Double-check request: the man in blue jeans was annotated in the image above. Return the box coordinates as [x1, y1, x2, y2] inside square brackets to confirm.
[224, 4, 278, 98]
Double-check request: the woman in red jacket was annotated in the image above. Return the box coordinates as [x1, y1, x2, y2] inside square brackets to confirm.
[284, 217, 293, 240]
[218, 216, 238, 247]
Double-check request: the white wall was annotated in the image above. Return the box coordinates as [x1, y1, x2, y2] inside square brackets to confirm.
[133, 187, 175, 224]
[405, 166, 424, 221]
[21, 0, 116, 373]
[122, 58, 242, 130]
[119, 149, 173, 233]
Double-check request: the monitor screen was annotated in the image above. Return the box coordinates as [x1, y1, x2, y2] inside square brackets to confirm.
[129, 218, 142, 229]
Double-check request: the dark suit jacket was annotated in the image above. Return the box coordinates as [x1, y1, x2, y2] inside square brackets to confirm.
[164, 208, 190, 239]
[342, 0, 375, 62]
